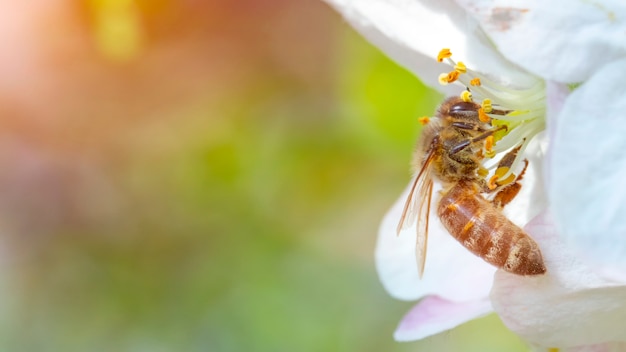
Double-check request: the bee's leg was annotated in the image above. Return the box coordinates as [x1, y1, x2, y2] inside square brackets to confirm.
[491, 159, 529, 209]
[450, 125, 507, 154]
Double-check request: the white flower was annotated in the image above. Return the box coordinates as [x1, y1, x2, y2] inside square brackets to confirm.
[493, 212, 626, 350]
[325, 0, 626, 350]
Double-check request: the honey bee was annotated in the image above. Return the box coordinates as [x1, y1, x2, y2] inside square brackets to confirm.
[397, 96, 546, 277]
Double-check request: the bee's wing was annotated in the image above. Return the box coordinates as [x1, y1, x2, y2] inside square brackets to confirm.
[396, 149, 436, 278]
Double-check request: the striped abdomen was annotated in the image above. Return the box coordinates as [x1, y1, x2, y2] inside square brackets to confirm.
[437, 180, 546, 275]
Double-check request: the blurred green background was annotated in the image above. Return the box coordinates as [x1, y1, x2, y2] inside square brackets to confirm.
[0, 0, 527, 351]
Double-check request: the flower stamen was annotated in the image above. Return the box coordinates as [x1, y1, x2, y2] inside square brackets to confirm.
[454, 61, 467, 74]
[478, 108, 491, 123]
[435, 48, 547, 187]
[437, 48, 452, 62]
[493, 165, 516, 186]
[485, 135, 494, 153]
[481, 99, 493, 113]
[438, 70, 460, 85]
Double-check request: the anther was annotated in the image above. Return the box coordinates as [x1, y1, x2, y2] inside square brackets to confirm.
[470, 78, 481, 86]
[485, 136, 494, 153]
[478, 108, 491, 123]
[481, 99, 493, 113]
[492, 166, 516, 185]
[495, 166, 510, 178]
[460, 90, 472, 102]
[437, 48, 452, 62]
[438, 73, 450, 85]
[418, 116, 430, 125]
[454, 61, 467, 74]
[497, 173, 516, 186]
[444, 70, 460, 84]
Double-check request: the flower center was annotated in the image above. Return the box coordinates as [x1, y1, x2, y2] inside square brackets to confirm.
[437, 48, 546, 186]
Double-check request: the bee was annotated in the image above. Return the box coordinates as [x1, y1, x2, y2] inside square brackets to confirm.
[397, 96, 546, 277]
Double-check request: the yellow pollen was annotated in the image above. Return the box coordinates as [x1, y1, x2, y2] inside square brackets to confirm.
[438, 73, 450, 85]
[478, 108, 490, 123]
[477, 167, 489, 177]
[497, 173, 516, 186]
[470, 77, 481, 86]
[437, 48, 452, 62]
[481, 99, 493, 113]
[486, 149, 496, 158]
[493, 166, 516, 185]
[454, 61, 467, 74]
[495, 166, 510, 178]
[485, 135, 494, 152]
[460, 90, 472, 102]
[444, 70, 460, 83]
[418, 116, 430, 125]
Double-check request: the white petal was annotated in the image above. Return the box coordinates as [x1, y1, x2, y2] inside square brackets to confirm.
[323, 0, 539, 92]
[394, 295, 492, 341]
[549, 57, 626, 282]
[492, 212, 626, 348]
[456, 0, 626, 82]
[376, 181, 496, 302]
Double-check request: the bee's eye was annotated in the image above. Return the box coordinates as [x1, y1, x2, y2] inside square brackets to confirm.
[449, 102, 478, 117]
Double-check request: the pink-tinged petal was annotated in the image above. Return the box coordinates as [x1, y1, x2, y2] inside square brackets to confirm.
[324, 0, 539, 93]
[546, 81, 569, 119]
[394, 295, 492, 341]
[376, 181, 496, 302]
[456, 0, 626, 82]
[543, 81, 569, 190]
[492, 212, 626, 348]
[548, 57, 626, 282]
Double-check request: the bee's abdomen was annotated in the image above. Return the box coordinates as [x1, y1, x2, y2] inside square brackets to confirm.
[437, 181, 546, 276]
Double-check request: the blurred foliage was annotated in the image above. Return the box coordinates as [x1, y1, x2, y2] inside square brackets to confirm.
[0, 1, 529, 351]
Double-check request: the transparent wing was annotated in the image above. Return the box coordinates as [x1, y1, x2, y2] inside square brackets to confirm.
[396, 149, 436, 278]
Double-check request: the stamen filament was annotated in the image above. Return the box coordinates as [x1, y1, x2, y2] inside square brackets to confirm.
[445, 56, 543, 98]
